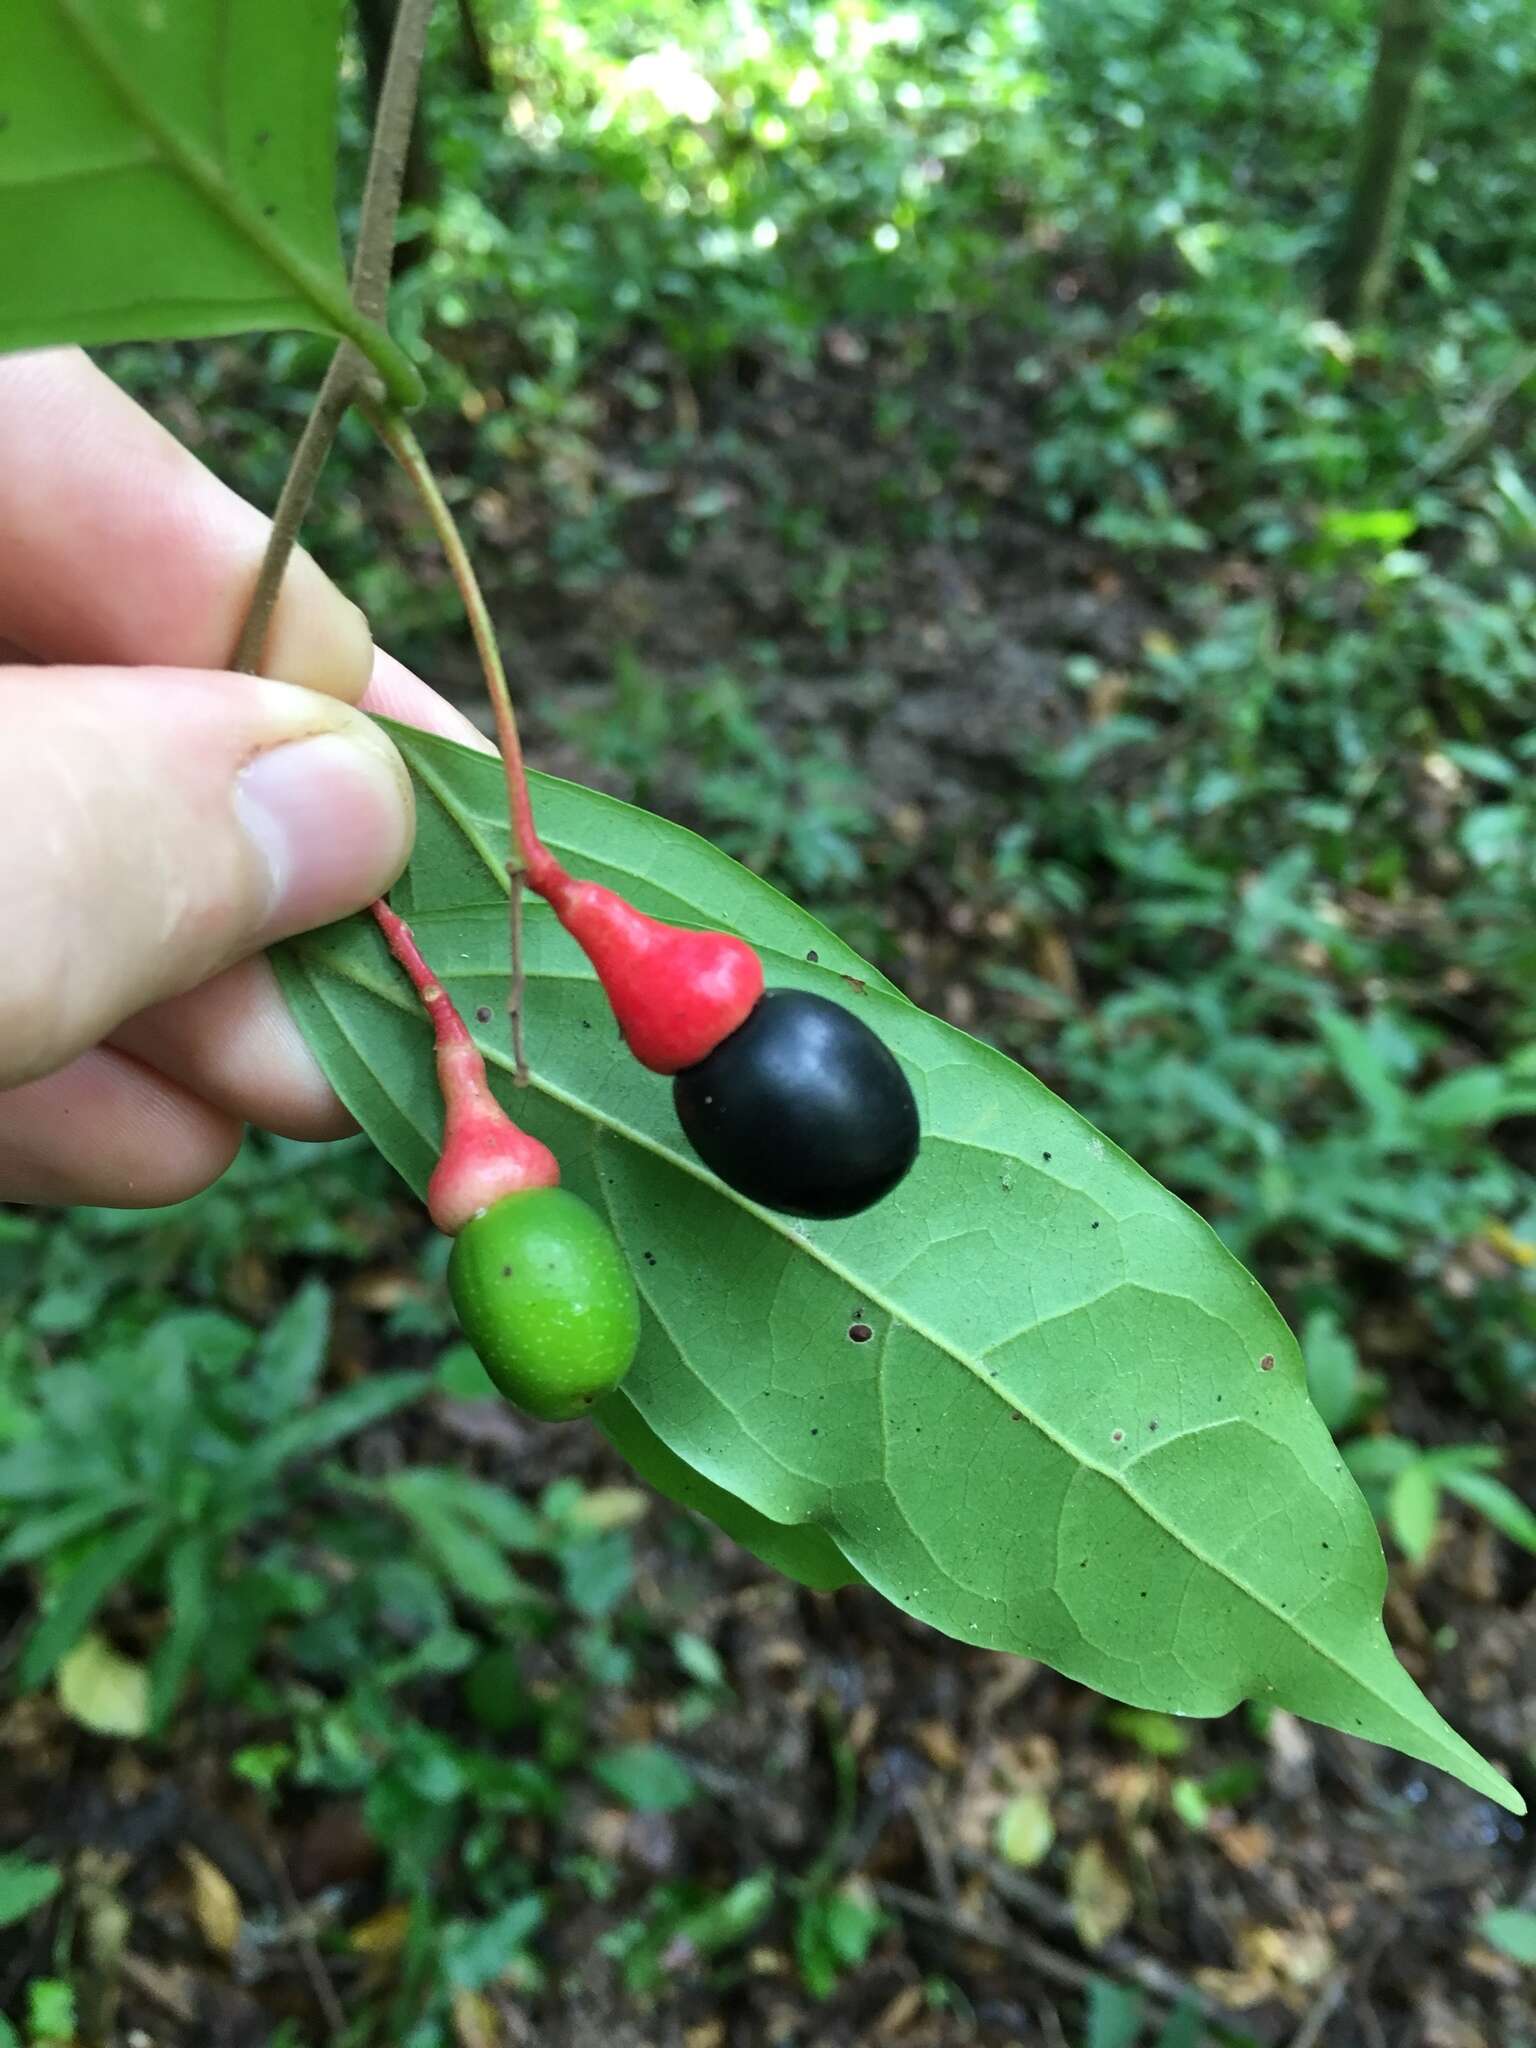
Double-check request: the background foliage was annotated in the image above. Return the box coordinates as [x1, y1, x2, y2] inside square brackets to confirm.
[5, 0, 1536, 2041]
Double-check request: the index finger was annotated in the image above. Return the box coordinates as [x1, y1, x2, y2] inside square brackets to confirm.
[0, 347, 372, 699]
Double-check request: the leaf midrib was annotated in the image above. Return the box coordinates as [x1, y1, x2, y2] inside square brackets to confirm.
[403, 742, 904, 997]
[48, 0, 422, 405]
[304, 942, 1420, 1742]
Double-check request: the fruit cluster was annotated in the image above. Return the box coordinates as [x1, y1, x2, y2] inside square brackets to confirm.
[375, 825, 920, 1420]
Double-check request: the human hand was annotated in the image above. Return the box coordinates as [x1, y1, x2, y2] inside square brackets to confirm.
[0, 348, 487, 1207]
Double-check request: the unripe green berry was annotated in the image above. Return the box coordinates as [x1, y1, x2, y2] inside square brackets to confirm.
[448, 1187, 640, 1420]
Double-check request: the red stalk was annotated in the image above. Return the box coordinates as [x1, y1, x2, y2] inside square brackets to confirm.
[372, 900, 559, 1234]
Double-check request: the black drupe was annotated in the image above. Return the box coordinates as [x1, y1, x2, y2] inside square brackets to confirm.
[673, 989, 920, 1218]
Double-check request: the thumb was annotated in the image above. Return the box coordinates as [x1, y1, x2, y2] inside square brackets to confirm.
[0, 666, 413, 1089]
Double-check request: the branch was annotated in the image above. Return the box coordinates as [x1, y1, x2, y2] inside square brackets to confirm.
[873, 1883, 1104, 2001]
[230, 350, 355, 673]
[352, 0, 436, 326]
[951, 1848, 1226, 2022]
[231, 0, 437, 675]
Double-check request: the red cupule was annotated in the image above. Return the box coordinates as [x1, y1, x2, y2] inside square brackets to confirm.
[532, 861, 763, 1074]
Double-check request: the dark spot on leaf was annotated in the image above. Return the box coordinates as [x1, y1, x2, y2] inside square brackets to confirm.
[1091, 1220, 1100, 1230]
[1259, 1353, 1276, 1372]
[263, 204, 278, 217]
[842, 975, 868, 994]
[1111, 1429, 1125, 1444]
[1140, 1590, 1148, 1598]
[811, 1428, 819, 1436]
[581, 1019, 592, 1029]
[1042, 1151, 1052, 1161]
[1321, 1541, 1330, 1550]
[806, 949, 819, 963]
[255, 128, 271, 144]
[475, 1006, 493, 1023]
[849, 1323, 873, 1343]
[1148, 1420, 1158, 1431]
[501, 1265, 513, 1278]
[1010, 1411, 1021, 1422]
[1080, 1559, 1088, 1568]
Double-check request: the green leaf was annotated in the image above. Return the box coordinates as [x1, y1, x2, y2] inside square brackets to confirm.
[276, 725, 1521, 1814]
[676, 1872, 777, 1956]
[1479, 1908, 1536, 1966]
[795, 1882, 882, 1996]
[1416, 1065, 1521, 1133]
[149, 1534, 213, 1728]
[402, 1468, 542, 1552]
[591, 1743, 696, 1812]
[1300, 1308, 1360, 1437]
[436, 1341, 500, 1400]
[1342, 1435, 1417, 1487]
[1387, 1462, 1440, 1564]
[0, 0, 420, 404]
[1169, 1777, 1210, 1831]
[1151, 2005, 1205, 2048]
[382, 1469, 529, 1607]
[0, 1855, 61, 1928]
[247, 1282, 332, 1421]
[20, 1516, 163, 1687]
[599, 1389, 860, 1592]
[1084, 1978, 1145, 2048]
[1105, 1706, 1191, 1758]
[1318, 507, 1416, 549]
[27, 1981, 74, 2045]
[1439, 1469, 1536, 1554]
[240, 1370, 430, 1487]
[0, 1488, 139, 1569]
[443, 1897, 545, 1991]
[1314, 1007, 1410, 1135]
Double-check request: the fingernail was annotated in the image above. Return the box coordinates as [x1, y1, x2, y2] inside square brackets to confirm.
[237, 725, 413, 939]
[263, 548, 375, 703]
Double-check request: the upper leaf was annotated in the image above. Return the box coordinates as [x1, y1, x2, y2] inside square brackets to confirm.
[277, 725, 1521, 1813]
[0, 0, 419, 403]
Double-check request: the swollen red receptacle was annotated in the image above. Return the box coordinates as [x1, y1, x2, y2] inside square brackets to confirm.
[534, 861, 763, 1074]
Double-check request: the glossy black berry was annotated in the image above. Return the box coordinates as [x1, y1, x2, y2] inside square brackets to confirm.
[672, 989, 920, 1219]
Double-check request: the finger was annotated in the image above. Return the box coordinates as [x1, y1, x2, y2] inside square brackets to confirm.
[0, 348, 371, 697]
[0, 1049, 242, 1207]
[111, 956, 357, 1143]
[108, 649, 495, 1135]
[0, 666, 412, 1089]
[363, 647, 495, 751]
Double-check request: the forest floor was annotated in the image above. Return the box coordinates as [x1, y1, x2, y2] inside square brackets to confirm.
[7, 322, 1533, 2048]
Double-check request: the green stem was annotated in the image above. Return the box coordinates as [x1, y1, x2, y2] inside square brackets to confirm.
[55, 0, 423, 408]
[364, 397, 540, 1084]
